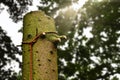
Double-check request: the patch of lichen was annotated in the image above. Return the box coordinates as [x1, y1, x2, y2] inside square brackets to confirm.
[23, 11, 56, 42]
[22, 11, 58, 80]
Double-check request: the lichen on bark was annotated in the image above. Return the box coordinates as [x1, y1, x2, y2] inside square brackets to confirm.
[22, 11, 58, 80]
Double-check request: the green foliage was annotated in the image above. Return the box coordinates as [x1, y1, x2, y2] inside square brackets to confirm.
[58, 0, 120, 79]
[16, 72, 22, 80]
[1, 0, 120, 80]
[0, 26, 21, 80]
[0, 0, 32, 22]
[10, 72, 22, 80]
[38, 0, 73, 15]
[55, 8, 77, 35]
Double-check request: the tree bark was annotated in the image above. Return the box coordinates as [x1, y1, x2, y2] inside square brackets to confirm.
[22, 11, 58, 80]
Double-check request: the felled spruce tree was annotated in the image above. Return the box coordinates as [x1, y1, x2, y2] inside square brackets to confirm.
[22, 11, 66, 80]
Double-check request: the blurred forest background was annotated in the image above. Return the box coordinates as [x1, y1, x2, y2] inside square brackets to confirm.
[0, 0, 120, 80]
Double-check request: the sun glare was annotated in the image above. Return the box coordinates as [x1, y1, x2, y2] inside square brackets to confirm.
[71, 0, 87, 11]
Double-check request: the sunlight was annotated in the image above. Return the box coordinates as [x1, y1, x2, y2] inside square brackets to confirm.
[71, 0, 87, 11]
[98, 0, 103, 2]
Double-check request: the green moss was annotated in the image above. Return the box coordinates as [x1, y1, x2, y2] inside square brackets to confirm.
[22, 11, 58, 80]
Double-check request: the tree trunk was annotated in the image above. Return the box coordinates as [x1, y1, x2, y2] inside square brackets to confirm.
[22, 11, 58, 80]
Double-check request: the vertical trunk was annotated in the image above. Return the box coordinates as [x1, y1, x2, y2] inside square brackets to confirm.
[22, 11, 58, 80]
